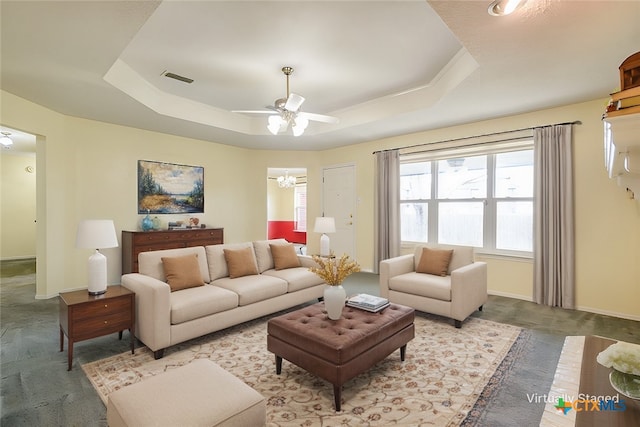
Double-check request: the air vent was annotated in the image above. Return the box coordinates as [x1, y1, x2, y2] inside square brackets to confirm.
[162, 71, 194, 84]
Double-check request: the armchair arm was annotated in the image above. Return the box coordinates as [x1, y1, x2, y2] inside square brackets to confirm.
[379, 254, 415, 298]
[121, 273, 172, 352]
[450, 262, 488, 321]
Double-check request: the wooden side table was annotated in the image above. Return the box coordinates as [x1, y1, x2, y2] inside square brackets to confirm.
[59, 285, 135, 371]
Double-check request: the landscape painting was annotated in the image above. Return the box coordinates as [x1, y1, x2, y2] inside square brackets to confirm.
[137, 160, 204, 214]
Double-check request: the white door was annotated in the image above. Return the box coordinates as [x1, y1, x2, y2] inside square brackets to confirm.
[322, 165, 356, 257]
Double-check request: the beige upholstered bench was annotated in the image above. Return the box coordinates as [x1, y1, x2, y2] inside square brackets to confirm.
[107, 359, 266, 427]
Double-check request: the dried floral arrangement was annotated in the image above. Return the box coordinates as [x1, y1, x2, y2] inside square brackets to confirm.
[309, 252, 361, 286]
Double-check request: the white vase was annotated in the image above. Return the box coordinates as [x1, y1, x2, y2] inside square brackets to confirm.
[324, 285, 346, 320]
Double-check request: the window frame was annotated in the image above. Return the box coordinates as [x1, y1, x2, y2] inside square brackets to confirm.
[399, 141, 534, 258]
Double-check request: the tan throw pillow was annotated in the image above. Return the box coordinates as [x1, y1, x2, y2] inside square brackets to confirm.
[416, 247, 454, 276]
[270, 244, 301, 270]
[223, 247, 259, 278]
[161, 254, 205, 292]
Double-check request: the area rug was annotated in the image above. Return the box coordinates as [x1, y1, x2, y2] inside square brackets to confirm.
[82, 312, 524, 426]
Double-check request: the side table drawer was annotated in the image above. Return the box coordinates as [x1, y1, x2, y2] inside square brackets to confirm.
[72, 313, 132, 341]
[72, 296, 130, 321]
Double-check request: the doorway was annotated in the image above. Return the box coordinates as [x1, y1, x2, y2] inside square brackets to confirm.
[267, 168, 307, 253]
[321, 164, 356, 258]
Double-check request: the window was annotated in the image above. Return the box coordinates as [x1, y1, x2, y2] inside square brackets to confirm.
[400, 145, 534, 255]
[294, 184, 307, 231]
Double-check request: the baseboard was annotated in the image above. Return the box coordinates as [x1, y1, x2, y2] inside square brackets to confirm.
[574, 304, 640, 322]
[488, 291, 640, 322]
[0, 256, 36, 261]
[488, 290, 533, 302]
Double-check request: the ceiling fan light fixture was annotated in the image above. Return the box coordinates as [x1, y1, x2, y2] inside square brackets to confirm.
[267, 115, 284, 135]
[292, 116, 309, 137]
[488, 0, 526, 16]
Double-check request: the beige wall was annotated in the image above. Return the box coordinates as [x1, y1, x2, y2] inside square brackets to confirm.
[2, 90, 638, 320]
[267, 179, 295, 221]
[0, 152, 37, 259]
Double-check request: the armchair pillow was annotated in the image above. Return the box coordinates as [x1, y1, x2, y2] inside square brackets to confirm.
[161, 254, 205, 292]
[270, 244, 301, 270]
[224, 247, 259, 278]
[416, 247, 454, 276]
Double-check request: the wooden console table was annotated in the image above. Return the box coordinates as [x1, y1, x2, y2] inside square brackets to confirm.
[122, 228, 223, 273]
[542, 335, 639, 426]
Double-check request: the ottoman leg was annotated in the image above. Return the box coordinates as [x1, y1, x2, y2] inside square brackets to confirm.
[400, 344, 407, 361]
[333, 384, 342, 412]
[275, 355, 283, 374]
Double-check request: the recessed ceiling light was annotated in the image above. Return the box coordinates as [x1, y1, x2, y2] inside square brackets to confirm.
[488, 0, 526, 16]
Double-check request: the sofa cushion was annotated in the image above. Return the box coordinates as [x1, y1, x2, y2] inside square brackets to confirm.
[416, 247, 453, 277]
[263, 267, 325, 292]
[389, 272, 451, 302]
[211, 275, 287, 306]
[414, 244, 474, 275]
[206, 242, 255, 280]
[139, 246, 211, 283]
[253, 239, 288, 273]
[170, 285, 239, 325]
[224, 247, 259, 278]
[161, 254, 206, 292]
[270, 243, 301, 270]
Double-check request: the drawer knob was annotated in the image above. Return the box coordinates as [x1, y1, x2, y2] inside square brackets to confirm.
[104, 304, 108, 308]
[104, 321, 108, 324]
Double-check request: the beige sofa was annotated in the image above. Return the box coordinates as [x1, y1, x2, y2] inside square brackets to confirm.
[121, 239, 325, 358]
[379, 244, 487, 328]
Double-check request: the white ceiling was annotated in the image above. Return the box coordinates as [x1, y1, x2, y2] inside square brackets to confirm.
[1, 1, 639, 152]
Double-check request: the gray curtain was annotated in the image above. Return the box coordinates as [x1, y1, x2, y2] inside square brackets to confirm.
[374, 150, 401, 273]
[533, 124, 575, 308]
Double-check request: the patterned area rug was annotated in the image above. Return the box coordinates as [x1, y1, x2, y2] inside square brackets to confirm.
[82, 312, 524, 426]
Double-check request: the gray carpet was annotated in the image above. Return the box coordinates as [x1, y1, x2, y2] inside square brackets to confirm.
[1, 262, 639, 426]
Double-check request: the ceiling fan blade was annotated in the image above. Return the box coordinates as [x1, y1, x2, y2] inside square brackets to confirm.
[298, 112, 340, 124]
[231, 110, 274, 115]
[284, 93, 305, 111]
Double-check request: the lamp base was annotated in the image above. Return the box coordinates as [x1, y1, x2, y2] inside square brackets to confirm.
[320, 233, 331, 257]
[87, 249, 108, 295]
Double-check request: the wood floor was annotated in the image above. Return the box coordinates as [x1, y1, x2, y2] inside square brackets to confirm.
[1, 262, 638, 426]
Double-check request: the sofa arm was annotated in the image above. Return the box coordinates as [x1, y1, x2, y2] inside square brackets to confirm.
[450, 262, 488, 321]
[121, 273, 172, 353]
[297, 254, 319, 268]
[379, 254, 415, 298]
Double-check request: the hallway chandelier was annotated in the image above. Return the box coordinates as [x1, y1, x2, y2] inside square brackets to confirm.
[0, 132, 13, 147]
[277, 170, 297, 188]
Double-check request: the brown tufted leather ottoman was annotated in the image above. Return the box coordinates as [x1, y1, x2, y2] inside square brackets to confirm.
[267, 302, 415, 411]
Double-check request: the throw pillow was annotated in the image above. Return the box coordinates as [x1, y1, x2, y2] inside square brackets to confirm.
[161, 254, 205, 292]
[270, 243, 301, 270]
[416, 247, 454, 276]
[223, 247, 259, 278]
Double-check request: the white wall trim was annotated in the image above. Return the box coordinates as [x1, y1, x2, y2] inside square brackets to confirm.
[488, 290, 640, 321]
[573, 304, 640, 322]
[488, 290, 533, 301]
[0, 255, 36, 261]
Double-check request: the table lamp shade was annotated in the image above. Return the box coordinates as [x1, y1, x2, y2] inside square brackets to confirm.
[313, 217, 336, 234]
[76, 220, 118, 249]
[76, 220, 118, 295]
[314, 217, 336, 257]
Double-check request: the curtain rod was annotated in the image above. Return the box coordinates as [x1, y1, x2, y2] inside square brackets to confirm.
[371, 120, 582, 155]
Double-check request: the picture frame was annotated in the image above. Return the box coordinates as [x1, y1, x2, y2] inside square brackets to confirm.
[137, 160, 204, 214]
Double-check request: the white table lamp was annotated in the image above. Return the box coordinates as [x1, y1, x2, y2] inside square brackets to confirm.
[314, 217, 336, 257]
[76, 219, 119, 295]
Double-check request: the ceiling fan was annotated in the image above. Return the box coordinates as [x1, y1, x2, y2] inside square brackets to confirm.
[233, 66, 339, 136]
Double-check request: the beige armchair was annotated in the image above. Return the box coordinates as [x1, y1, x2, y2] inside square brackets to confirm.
[379, 244, 487, 328]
